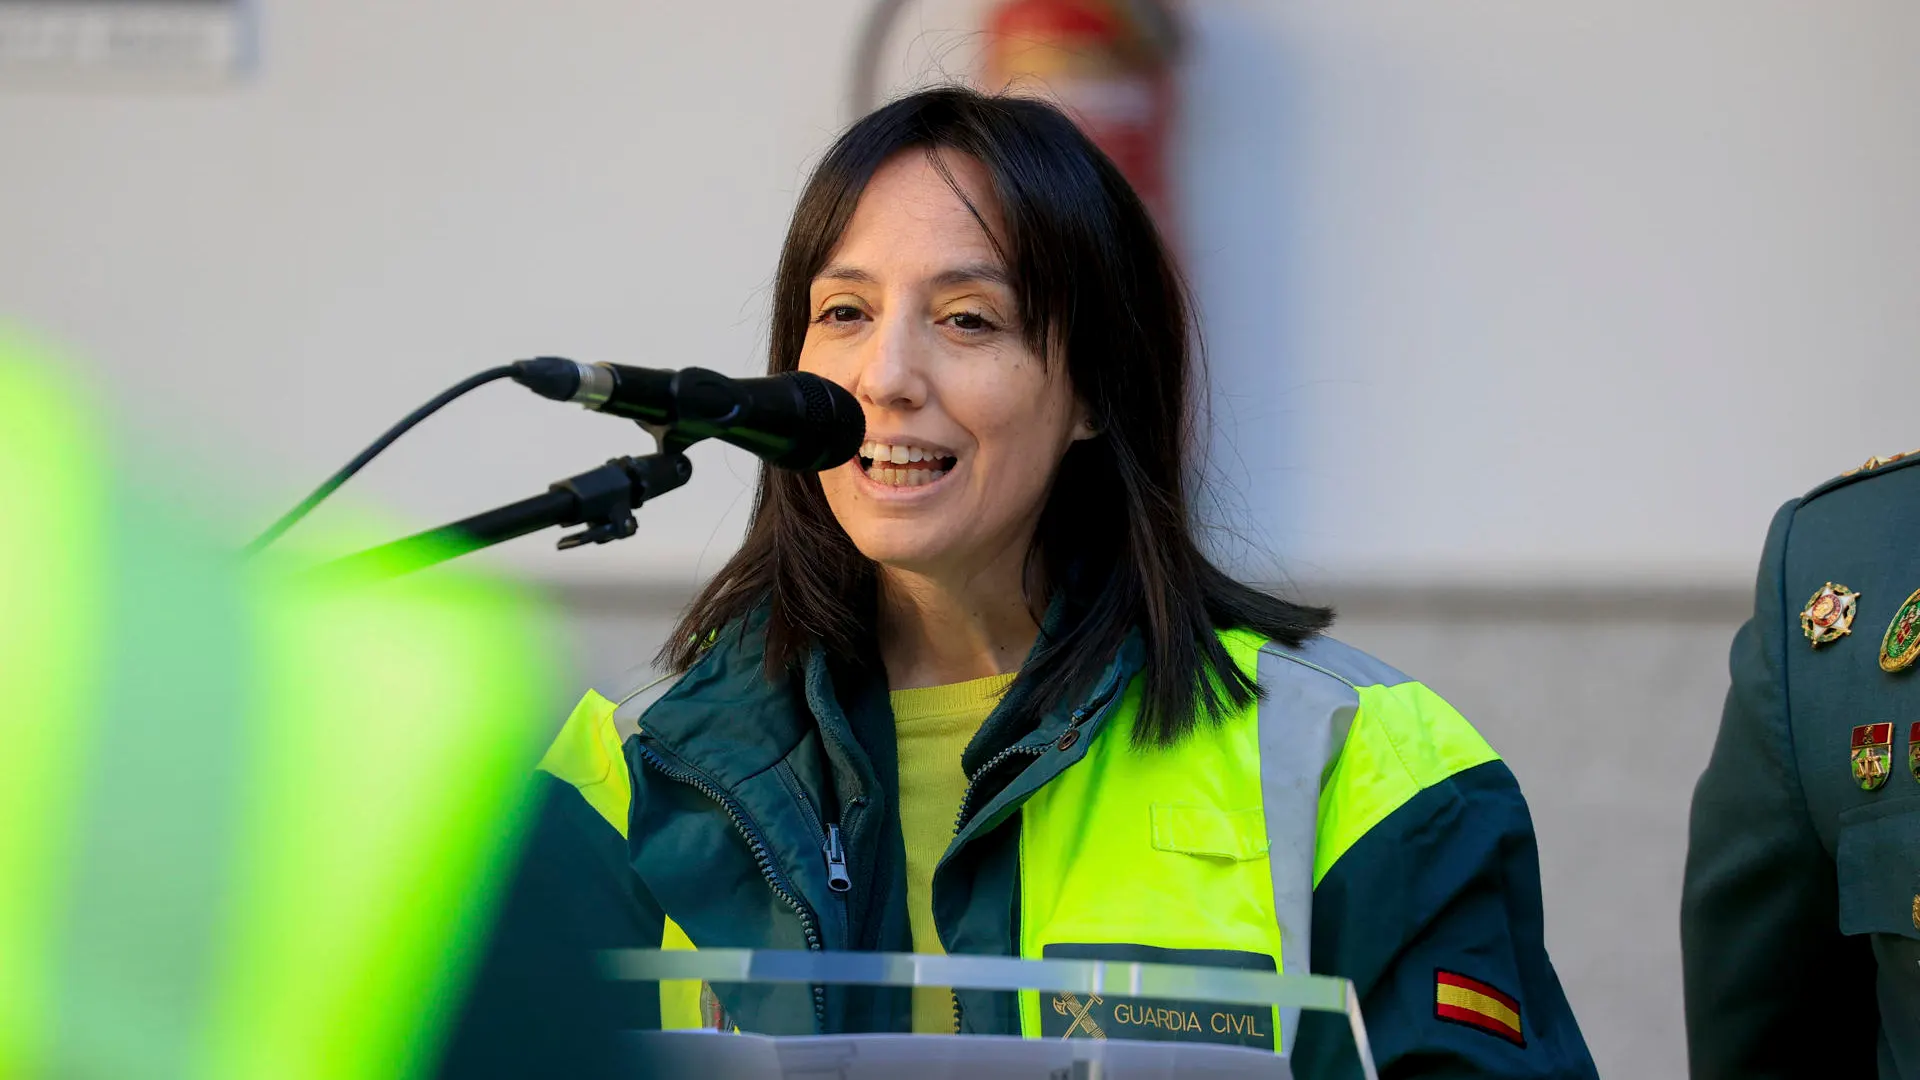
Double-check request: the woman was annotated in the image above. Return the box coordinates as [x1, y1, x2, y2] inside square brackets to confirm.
[525, 87, 1597, 1077]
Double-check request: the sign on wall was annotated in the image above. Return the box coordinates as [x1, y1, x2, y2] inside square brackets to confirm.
[0, 0, 253, 80]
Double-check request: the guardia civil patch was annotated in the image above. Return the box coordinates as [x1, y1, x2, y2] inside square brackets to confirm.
[1435, 970, 1524, 1047]
[1038, 943, 1277, 1050]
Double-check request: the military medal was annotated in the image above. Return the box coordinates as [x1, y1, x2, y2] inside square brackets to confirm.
[1880, 589, 1920, 672]
[1851, 723, 1893, 790]
[1801, 583, 1860, 646]
[1910, 723, 1920, 784]
[1846, 449, 1917, 476]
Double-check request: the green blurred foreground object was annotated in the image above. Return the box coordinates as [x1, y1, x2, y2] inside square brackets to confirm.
[1683, 448, 1920, 1079]
[0, 330, 570, 1079]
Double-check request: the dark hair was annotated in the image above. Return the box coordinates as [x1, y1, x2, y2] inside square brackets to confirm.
[663, 86, 1331, 746]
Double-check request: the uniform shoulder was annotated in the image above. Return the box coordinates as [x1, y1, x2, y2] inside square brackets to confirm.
[1257, 634, 1497, 787]
[1797, 448, 1920, 508]
[1296, 634, 1504, 886]
[611, 670, 680, 733]
[537, 689, 631, 835]
[1248, 631, 1415, 690]
[541, 669, 679, 786]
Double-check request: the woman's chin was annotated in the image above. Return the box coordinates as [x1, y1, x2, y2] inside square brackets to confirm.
[846, 529, 962, 575]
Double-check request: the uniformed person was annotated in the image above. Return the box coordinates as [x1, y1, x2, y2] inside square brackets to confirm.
[0, 330, 616, 1079]
[1683, 448, 1920, 1078]
[526, 87, 1600, 1077]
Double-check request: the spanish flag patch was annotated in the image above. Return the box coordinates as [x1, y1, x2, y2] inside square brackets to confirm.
[1434, 970, 1524, 1046]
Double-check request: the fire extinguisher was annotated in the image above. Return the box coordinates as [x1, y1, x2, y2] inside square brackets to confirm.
[849, 0, 1183, 232]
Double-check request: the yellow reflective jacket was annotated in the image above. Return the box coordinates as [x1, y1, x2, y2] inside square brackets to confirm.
[534, 612, 1598, 1078]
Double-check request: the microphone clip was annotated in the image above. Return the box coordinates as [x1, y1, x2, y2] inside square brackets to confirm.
[553, 464, 640, 550]
[634, 420, 698, 460]
[551, 449, 693, 551]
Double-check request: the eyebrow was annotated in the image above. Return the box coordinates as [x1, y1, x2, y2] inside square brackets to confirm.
[812, 261, 1014, 290]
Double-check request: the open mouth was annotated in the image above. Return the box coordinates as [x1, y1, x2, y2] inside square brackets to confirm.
[858, 439, 959, 489]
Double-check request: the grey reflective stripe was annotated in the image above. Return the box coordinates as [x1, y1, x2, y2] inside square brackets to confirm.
[613, 670, 677, 738]
[1286, 634, 1414, 690]
[1255, 641, 1363, 1056]
[608, 946, 1346, 1011]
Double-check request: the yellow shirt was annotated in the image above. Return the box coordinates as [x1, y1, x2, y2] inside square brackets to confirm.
[890, 672, 1016, 1034]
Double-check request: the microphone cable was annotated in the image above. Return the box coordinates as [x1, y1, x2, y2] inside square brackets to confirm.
[242, 365, 516, 558]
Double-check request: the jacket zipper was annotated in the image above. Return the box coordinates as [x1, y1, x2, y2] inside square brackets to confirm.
[774, 761, 853, 939]
[950, 685, 1119, 838]
[634, 742, 829, 1032]
[946, 674, 1128, 1035]
[946, 738, 1049, 1036]
[950, 743, 1049, 840]
[823, 824, 852, 893]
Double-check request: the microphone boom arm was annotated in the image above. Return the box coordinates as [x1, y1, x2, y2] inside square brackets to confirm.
[311, 449, 692, 583]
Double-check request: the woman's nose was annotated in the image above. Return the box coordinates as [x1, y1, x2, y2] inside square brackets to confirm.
[852, 313, 926, 410]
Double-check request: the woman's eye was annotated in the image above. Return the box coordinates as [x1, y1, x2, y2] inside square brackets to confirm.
[816, 304, 866, 324]
[944, 311, 995, 332]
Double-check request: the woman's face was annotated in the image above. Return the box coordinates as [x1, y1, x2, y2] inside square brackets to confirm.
[800, 150, 1091, 582]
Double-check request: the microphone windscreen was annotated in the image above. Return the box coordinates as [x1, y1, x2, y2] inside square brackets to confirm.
[776, 372, 865, 471]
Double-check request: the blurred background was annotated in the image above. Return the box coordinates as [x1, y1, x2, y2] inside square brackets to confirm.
[7, 1, 1920, 1075]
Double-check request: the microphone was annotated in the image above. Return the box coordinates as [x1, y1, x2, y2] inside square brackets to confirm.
[511, 357, 864, 472]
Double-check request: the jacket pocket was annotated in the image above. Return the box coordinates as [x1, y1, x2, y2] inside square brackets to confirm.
[1835, 799, 1920, 941]
[1149, 803, 1268, 862]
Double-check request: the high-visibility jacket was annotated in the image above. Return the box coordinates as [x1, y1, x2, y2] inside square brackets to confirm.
[533, 607, 1600, 1078]
[0, 331, 568, 1079]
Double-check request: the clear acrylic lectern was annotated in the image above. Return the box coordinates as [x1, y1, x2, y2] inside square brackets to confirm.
[606, 949, 1378, 1080]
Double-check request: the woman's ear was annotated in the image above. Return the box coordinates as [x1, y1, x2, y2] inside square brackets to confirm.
[1070, 399, 1100, 442]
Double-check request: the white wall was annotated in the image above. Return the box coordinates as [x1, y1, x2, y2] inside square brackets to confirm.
[2, 0, 856, 583]
[8, 2, 1919, 589]
[1179, 0, 1920, 587]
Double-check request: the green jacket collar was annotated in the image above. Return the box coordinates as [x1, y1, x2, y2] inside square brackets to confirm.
[628, 600, 1147, 1035]
[635, 595, 1139, 809]
[631, 604, 1145, 899]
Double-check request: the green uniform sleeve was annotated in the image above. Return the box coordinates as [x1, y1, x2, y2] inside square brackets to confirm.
[435, 774, 670, 1077]
[1680, 499, 1876, 1078]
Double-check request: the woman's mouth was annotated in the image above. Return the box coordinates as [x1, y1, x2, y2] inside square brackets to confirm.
[858, 440, 959, 488]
